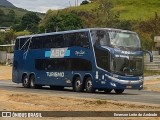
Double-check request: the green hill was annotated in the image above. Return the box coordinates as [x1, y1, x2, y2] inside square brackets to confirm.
[115, 0, 160, 20]
[0, 6, 44, 27]
[68, 0, 160, 21]
[0, 6, 44, 18]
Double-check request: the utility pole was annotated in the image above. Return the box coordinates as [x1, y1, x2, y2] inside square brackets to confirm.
[77, 0, 78, 6]
[69, 1, 71, 7]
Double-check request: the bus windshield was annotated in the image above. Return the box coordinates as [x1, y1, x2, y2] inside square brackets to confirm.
[91, 30, 141, 50]
[109, 32, 141, 49]
[112, 56, 143, 76]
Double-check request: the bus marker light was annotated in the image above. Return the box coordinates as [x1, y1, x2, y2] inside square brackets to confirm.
[66, 80, 71, 84]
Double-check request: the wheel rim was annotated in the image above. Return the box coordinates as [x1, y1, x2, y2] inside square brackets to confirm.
[30, 78, 34, 87]
[30, 76, 35, 88]
[87, 81, 92, 89]
[24, 77, 28, 85]
[76, 80, 81, 88]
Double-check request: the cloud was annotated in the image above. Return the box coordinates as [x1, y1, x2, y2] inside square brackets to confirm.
[7, 0, 84, 13]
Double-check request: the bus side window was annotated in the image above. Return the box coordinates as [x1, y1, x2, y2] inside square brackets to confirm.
[43, 36, 52, 48]
[77, 32, 89, 48]
[92, 30, 110, 46]
[43, 34, 64, 48]
[53, 34, 64, 48]
[15, 39, 19, 50]
[30, 37, 43, 49]
[64, 33, 76, 47]
[64, 32, 89, 48]
[20, 38, 30, 50]
[20, 38, 26, 50]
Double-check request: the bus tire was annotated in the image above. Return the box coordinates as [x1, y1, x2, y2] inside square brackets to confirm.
[114, 89, 124, 94]
[22, 75, 30, 88]
[104, 89, 112, 94]
[73, 77, 83, 92]
[30, 75, 42, 89]
[85, 77, 94, 93]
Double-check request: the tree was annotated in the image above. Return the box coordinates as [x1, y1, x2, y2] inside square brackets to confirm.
[44, 13, 83, 32]
[98, 0, 113, 19]
[4, 29, 16, 44]
[0, 32, 6, 44]
[0, 8, 5, 16]
[7, 10, 16, 22]
[80, 0, 89, 5]
[0, 9, 5, 24]
[21, 12, 41, 33]
[91, 0, 120, 28]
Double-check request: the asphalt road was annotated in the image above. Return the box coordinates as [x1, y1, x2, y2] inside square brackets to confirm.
[0, 80, 160, 105]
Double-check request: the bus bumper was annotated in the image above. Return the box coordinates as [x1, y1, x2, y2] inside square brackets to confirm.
[95, 75, 143, 90]
[107, 75, 143, 90]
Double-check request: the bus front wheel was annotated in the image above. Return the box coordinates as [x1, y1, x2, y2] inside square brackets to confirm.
[114, 89, 124, 94]
[85, 77, 94, 93]
[73, 77, 83, 92]
[22, 75, 30, 88]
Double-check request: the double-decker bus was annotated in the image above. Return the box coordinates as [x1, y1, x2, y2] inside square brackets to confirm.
[12, 28, 153, 94]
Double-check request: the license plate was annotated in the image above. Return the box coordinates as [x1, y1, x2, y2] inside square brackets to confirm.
[126, 86, 132, 88]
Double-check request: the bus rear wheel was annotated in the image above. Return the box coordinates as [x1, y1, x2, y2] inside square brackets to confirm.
[22, 75, 30, 88]
[30, 75, 42, 89]
[104, 89, 112, 94]
[114, 89, 124, 94]
[73, 77, 83, 92]
[85, 77, 94, 93]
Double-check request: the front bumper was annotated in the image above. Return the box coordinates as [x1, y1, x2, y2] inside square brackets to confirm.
[107, 75, 143, 85]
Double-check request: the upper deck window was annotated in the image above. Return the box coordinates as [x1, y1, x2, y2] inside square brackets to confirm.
[64, 31, 89, 49]
[14, 39, 19, 50]
[91, 30, 110, 46]
[19, 37, 30, 50]
[91, 30, 141, 50]
[109, 32, 141, 48]
[28, 31, 90, 49]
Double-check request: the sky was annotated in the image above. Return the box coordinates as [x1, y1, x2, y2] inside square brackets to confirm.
[7, 0, 84, 13]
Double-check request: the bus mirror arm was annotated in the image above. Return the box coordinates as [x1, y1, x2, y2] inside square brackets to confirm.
[143, 50, 153, 62]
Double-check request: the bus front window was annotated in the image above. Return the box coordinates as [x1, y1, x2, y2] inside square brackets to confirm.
[111, 56, 143, 76]
[109, 32, 141, 50]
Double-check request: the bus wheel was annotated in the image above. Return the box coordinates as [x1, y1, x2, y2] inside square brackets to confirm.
[114, 89, 124, 94]
[73, 77, 83, 92]
[22, 75, 30, 88]
[30, 75, 42, 89]
[30, 75, 36, 88]
[85, 77, 94, 93]
[104, 89, 112, 94]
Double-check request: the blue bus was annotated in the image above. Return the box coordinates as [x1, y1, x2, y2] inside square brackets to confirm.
[12, 28, 153, 94]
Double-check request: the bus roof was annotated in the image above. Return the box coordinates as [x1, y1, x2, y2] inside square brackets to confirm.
[17, 28, 136, 39]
